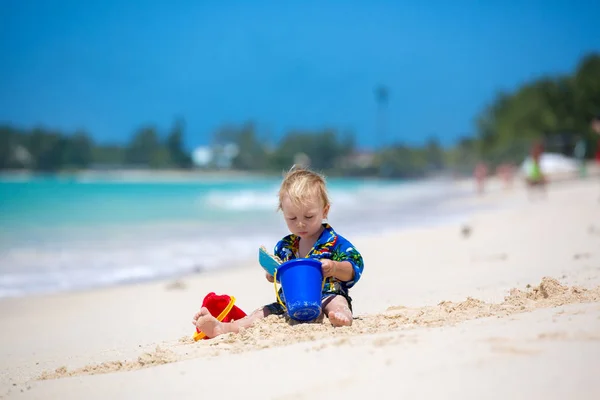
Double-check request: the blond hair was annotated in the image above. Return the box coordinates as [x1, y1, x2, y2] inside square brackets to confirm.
[277, 166, 330, 211]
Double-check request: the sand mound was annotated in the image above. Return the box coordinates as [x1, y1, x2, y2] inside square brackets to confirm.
[502, 277, 597, 308]
[214, 276, 600, 347]
[39, 276, 600, 380]
[38, 346, 177, 380]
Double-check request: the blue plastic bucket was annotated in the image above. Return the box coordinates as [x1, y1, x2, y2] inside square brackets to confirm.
[276, 258, 323, 321]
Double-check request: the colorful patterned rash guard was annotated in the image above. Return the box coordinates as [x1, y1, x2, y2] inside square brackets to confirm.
[273, 223, 364, 299]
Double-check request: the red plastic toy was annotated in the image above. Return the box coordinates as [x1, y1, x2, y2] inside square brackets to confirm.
[193, 292, 247, 341]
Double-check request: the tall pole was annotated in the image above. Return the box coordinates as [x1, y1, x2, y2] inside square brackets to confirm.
[375, 85, 390, 177]
[375, 85, 389, 149]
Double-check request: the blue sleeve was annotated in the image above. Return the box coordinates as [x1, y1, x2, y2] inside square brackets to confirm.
[273, 235, 295, 263]
[333, 237, 364, 288]
[273, 240, 285, 261]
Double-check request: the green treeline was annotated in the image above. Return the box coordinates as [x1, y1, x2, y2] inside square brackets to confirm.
[1, 53, 599, 178]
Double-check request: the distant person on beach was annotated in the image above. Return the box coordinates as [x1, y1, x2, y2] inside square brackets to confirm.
[525, 140, 547, 196]
[192, 166, 365, 338]
[574, 135, 587, 178]
[474, 162, 488, 195]
[593, 114, 600, 164]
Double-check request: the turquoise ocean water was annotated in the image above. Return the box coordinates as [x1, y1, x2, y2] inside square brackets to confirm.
[0, 174, 473, 298]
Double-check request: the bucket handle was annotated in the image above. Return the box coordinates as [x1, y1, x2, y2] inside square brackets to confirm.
[273, 268, 327, 311]
[193, 295, 237, 341]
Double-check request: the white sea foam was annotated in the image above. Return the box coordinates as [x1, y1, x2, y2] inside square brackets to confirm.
[0, 232, 281, 298]
[202, 186, 280, 211]
[199, 178, 465, 214]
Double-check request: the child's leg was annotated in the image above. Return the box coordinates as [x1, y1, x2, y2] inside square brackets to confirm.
[192, 306, 271, 338]
[322, 295, 353, 327]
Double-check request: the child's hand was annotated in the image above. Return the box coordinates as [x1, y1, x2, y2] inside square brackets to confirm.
[265, 272, 275, 283]
[320, 259, 336, 278]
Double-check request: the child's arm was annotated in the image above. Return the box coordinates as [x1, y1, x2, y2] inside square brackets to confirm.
[329, 239, 364, 287]
[321, 259, 354, 281]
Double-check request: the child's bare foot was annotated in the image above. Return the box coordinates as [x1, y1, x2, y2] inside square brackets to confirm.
[192, 307, 225, 338]
[323, 295, 353, 327]
[328, 309, 352, 327]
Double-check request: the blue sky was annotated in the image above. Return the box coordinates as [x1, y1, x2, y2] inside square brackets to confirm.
[1, 0, 599, 150]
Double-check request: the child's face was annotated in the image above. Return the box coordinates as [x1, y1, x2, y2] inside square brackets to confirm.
[281, 195, 329, 240]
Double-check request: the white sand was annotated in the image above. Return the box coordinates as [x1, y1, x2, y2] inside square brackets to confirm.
[1, 176, 599, 399]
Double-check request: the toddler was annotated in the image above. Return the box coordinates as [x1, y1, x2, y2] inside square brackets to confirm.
[192, 166, 364, 338]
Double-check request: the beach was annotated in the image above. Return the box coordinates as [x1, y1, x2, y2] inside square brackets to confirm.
[1, 174, 599, 399]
